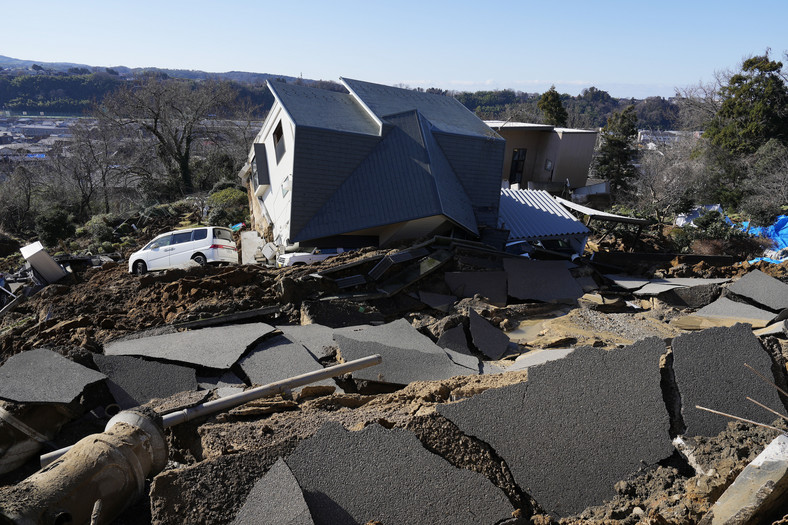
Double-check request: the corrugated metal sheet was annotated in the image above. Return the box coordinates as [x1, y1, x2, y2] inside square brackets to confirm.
[499, 189, 590, 242]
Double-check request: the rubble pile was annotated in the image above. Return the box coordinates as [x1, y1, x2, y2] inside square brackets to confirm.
[1, 241, 788, 524]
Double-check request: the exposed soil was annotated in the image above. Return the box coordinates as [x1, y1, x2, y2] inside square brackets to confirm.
[2, 238, 788, 524]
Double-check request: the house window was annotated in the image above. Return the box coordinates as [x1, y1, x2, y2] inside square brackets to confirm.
[509, 148, 526, 184]
[273, 121, 285, 163]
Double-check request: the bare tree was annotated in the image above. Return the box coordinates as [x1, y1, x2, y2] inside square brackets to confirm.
[96, 76, 238, 194]
[628, 135, 705, 225]
[673, 69, 730, 130]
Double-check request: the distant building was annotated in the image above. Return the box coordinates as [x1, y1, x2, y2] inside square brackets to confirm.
[485, 121, 597, 191]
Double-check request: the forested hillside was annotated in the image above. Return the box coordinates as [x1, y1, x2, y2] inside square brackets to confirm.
[0, 58, 678, 129]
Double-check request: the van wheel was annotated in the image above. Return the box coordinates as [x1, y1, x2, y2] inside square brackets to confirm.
[133, 261, 147, 275]
[192, 254, 207, 266]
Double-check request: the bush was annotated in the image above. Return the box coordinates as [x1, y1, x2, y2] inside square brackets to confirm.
[669, 211, 762, 257]
[206, 188, 248, 227]
[35, 208, 76, 248]
[85, 214, 116, 244]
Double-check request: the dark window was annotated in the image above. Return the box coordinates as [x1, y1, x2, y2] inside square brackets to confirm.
[252, 143, 270, 186]
[273, 121, 285, 163]
[509, 148, 526, 184]
[192, 229, 208, 241]
[172, 232, 192, 245]
[147, 235, 172, 249]
[213, 228, 233, 242]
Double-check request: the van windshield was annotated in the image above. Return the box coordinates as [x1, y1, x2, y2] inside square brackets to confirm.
[213, 228, 233, 242]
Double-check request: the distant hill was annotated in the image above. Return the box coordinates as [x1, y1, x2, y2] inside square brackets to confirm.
[0, 55, 300, 85]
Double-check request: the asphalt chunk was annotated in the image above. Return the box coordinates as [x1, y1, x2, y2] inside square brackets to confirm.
[439, 338, 671, 517]
[285, 422, 514, 525]
[0, 348, 106, 404]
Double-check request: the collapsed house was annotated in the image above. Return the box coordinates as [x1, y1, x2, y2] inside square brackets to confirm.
[238, 78, 505, 250]
[485, 121, 597, 191]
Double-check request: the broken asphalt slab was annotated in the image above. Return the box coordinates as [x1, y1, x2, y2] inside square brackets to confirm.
[0, 348, 106, 404]
[276, 323, 338, 360]
[672, 297, 778, 330]
[92, 353, 198, 409]
[468, 309, 510, 360]
[231, 458, 315, 525]
[284, 422, 514, 525]
[238, 335, 336, 395]
[670, 324, 785, 437]
[335, 333, 476, 385]
[103, 322, 276, 370]
[444, 270, 507, 306]
[438, 338, 672, 517]
[727, 269, 788, 312]
[504, 258, 584, 303]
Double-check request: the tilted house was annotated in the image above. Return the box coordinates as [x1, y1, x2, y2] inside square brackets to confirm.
[239, 78, 505, 249]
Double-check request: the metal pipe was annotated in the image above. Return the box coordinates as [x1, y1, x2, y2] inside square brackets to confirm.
[40, 354, 382, 467]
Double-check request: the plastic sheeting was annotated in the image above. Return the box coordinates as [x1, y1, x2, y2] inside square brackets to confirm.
[743, 215, 788, 251]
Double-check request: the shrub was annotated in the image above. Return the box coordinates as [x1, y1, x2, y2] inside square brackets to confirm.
[35, 208, 76, 248]
[206, 188, 248, 227]
[85, 214, 115, 244]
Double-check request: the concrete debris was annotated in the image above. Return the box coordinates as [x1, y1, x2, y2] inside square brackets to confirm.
[504, 258, 584, 303]
[93, 354, 197, 409]
[238, 335, 336, 396]
[231, 458, 315, 525]
[104, 322, 276, 370]
[507, 347, 575, 371]
[468, 309, 511, 360]
[698, 433, 788, 525]
[727, 269, 788, 312]
[753, 320, 788, 337]
[0, 348, 106, 404]
[276, 323, 337, 360]
[417, 290, 457, 312]
[670, 324, 785, 437]
[633, 278, 729, 297]
[444, 270, 508, 306]
[436, 324, 473, 356]
[672, 297, 779, 330]
[284, 422, 515, 525]
[335, 332, 475, 385]
[198, 372, 245, 391]
[438, 338, 672, 517]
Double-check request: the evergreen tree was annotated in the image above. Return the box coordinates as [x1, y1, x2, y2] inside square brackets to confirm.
[704, 52, 788, 156]
[537, 85, 568, 127]
[593, 106, 639, 196]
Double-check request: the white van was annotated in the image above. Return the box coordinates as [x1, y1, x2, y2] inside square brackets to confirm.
[128, 226, 237, 274]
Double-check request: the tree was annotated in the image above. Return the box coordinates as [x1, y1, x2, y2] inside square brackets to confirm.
[704, 52, 788, 156]
[592, 105, 639, 196]
[628, 135, 703, 225]
[739, 139, 788, 224]
[537, 86, 568, 127]
[96, 76, 237, 193]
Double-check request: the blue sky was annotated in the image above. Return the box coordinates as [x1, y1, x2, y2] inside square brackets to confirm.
[2, 0, 786, 98]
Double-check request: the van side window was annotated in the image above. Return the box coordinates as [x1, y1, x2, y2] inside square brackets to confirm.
[192, 229, 208, 241]
[213, 228, 233, 242]
[148, 235, 172, 249]
[172, 232, 192, 245]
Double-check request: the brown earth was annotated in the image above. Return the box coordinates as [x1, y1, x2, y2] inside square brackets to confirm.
[2, 241, 788, 524]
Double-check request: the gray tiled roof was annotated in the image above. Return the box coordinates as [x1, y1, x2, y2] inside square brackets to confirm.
[342, 78, 501, 139]
[291, 110, 477, 243]
[268, 81, 379, 136]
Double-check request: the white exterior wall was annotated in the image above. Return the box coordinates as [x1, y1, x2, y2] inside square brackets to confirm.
[255, 104, 297, 246]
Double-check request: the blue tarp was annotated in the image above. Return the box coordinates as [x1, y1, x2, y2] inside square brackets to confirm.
[742, 215, 788, 251]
